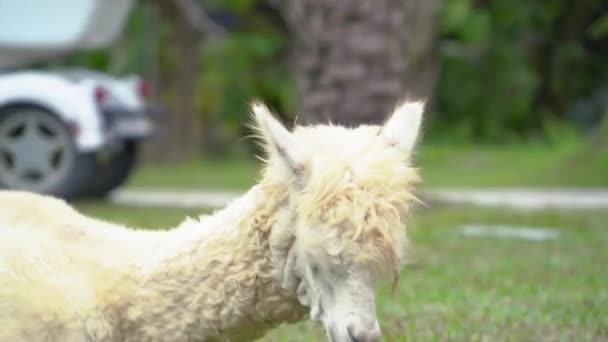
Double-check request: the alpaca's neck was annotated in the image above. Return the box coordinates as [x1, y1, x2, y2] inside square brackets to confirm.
[118, 185, 307, 341]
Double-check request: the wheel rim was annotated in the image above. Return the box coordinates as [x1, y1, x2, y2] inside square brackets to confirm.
[0, 109, 75, 192]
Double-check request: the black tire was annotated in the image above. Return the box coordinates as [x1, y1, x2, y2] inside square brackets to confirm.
[82, 141, 138, 198]
[0, 104, 96, 199]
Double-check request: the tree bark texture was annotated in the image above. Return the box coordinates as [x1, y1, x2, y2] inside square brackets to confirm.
[141, 0, 205, 161]
[279, 0, 439, 126]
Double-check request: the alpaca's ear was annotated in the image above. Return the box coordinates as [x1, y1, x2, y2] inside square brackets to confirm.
[381, 100, 425, 152]
[251, 101, 308, 179]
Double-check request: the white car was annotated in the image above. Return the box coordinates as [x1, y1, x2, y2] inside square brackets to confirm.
[0, 68, 153, 199]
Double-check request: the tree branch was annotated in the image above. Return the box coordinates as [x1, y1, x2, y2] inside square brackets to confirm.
[173, 0, 225, 37]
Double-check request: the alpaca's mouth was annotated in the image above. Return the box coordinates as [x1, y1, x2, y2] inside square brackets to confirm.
[325, 325, 376, 342]
[325, 326, 361, 342]
[347, 326, 360, 342]
[312, 301, 324, 322]
[327, 326, 337, 342]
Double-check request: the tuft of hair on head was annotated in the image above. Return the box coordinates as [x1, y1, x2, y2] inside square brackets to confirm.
[381, 99, 425, 153]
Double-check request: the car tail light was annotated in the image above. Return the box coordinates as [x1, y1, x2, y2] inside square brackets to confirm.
[138, 79, 151, 99]
[94, 86, 108, 104]
[67, 120, 80, 137]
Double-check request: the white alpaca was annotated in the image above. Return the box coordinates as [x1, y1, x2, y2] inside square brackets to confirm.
[0, 100, 424, 342]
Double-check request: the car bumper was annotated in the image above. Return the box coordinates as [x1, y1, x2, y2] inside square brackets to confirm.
[101, 106, 154, 141]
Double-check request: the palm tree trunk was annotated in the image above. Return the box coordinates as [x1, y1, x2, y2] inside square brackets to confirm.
[279, 0, 439, 125]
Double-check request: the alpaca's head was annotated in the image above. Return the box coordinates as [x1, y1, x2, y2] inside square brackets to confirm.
[253, 100, 423, 342]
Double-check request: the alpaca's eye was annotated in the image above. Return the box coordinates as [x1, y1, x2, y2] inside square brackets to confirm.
[311, 264, 320, 276]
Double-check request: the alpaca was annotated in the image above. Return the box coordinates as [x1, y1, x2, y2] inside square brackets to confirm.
[0, 99, 424, 342]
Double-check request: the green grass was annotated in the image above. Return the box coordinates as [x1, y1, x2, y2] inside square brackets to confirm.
[127, 157, 260, 190]
[418, 142, 608, 188]
[75, 202, 608, 341]
[74, 201, 205, 229]
[126, 142, 608, 190]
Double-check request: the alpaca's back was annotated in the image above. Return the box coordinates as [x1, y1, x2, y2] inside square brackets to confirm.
[0, 223, 113, 340]
[0, 191, 147, 341]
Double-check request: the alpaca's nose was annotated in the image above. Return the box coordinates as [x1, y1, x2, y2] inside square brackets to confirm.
[347, 321, 381, 342]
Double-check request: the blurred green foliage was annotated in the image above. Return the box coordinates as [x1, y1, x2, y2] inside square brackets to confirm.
[67, 0, 608, 144]
[199, 31, 294, 136]
[434, 0, 608, 142]
[194, 1, 297, 157]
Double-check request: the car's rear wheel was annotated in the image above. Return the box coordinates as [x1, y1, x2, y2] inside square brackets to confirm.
[0, 105, 95, 199]
[82, 141, 138, 198]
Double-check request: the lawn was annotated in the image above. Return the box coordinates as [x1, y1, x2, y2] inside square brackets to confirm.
[127, 157, 258, 190]
[75, 202, 608, 341]
[126, 142, 608, 190]
[418, 142, 608, 188]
